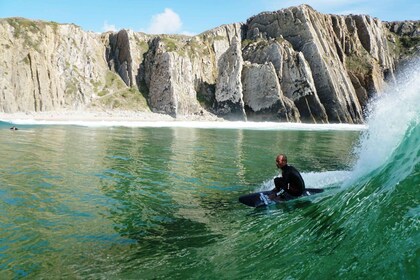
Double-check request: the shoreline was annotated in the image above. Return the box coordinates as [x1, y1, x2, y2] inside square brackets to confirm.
[0, 110, 367, 131]
[0, 110, 224, 122]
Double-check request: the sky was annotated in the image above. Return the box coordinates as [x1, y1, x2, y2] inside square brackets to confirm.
[0, 0, 418, 35]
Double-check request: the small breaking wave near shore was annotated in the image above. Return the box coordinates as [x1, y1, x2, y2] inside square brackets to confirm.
[0, 110, 366, 131]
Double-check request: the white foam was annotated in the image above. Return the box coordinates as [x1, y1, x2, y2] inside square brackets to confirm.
[256, 170, 350, 192]
[0, 118, 367, 131]
[350, 59, 420, 180]
[303, 171, 352, 188]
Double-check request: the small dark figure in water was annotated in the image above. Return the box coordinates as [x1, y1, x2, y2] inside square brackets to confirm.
[10, 126, 18, 130]
[269, 154, 305, 200]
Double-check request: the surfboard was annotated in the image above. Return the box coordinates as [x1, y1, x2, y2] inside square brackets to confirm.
[238, 188, 324, 207]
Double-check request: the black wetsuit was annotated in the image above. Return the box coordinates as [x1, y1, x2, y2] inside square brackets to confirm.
[274, 164, 305, 197]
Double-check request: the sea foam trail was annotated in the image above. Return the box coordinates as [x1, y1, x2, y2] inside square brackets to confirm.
[0, 118, 366, 131]
[256, 170, 350, 192]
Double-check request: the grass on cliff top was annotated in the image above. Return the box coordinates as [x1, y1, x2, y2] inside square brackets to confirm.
[387, 31, 420, 58]
[5, 18, 62, 36]
[400, 36, 420, 48]
[5, 18, 63, 52]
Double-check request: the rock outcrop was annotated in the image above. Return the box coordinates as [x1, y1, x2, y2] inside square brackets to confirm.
[242, 37, 327, 122]
[0, 6, 419, 123]
[245, 6, 397, 123]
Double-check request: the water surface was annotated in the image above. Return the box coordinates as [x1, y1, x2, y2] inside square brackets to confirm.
[0, 124, 363, 279]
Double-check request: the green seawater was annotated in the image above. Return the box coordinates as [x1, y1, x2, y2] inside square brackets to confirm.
[0, 122, 418, 279]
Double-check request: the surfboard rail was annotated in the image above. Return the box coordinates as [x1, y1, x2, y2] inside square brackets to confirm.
[239, 188, 324, 207]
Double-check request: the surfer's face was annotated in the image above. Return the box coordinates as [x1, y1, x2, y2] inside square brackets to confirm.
[276, 156, 287, 169]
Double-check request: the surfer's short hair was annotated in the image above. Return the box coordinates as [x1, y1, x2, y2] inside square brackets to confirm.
[277, 154, 287, 162]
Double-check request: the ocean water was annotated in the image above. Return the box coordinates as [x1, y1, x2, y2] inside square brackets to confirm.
[0, 63, 419, 279]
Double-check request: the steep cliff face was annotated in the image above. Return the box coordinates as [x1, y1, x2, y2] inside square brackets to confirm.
[107, 23, 245, 118]
[0, 6, 418, 123]
[0, 19, 149, 113]
[245, 6, 396, 123]
[0, 18, 106, 112]
[242, 37, 327, 122]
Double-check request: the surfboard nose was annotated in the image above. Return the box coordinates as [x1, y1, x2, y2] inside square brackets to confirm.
[239, 193, 257, 207]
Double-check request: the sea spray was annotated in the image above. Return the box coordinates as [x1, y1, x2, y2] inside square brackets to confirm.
[350, 59, 420, 182]
[257, 170, 352, 192]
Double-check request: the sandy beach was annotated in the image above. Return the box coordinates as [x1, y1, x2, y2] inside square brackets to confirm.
[0, 110, 224, 123]
[0, 110, 369, 131]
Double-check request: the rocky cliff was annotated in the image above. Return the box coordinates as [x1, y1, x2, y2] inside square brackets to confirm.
[1, 5, 419, 123]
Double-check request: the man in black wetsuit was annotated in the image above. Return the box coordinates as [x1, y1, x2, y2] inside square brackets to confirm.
[269, 154, 305, 200]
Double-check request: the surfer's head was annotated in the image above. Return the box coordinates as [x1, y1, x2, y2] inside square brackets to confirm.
[276, 154, 287, 169]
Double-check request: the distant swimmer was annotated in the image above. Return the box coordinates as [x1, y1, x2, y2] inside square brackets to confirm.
[10, 126, 18, 130]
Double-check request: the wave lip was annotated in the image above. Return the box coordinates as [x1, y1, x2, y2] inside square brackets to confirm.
[350, 59, 420, 182]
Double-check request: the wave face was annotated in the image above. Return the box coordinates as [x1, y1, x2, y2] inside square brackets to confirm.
[233, 60, 420, 280]
[333, 60, 420, 278]
[284, 60, 420, 279]
[351, 59, 420, 181]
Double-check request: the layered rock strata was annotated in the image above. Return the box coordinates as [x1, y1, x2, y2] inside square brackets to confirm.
[0, 5, 418, 123]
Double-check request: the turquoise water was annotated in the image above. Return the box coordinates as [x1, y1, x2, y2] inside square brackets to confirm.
[0, 124, 360, 278]
[1, 64, 419, 279]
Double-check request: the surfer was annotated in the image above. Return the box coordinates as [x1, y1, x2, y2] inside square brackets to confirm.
[269, 154, 305, 200]
[10, 126, 18, 130]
